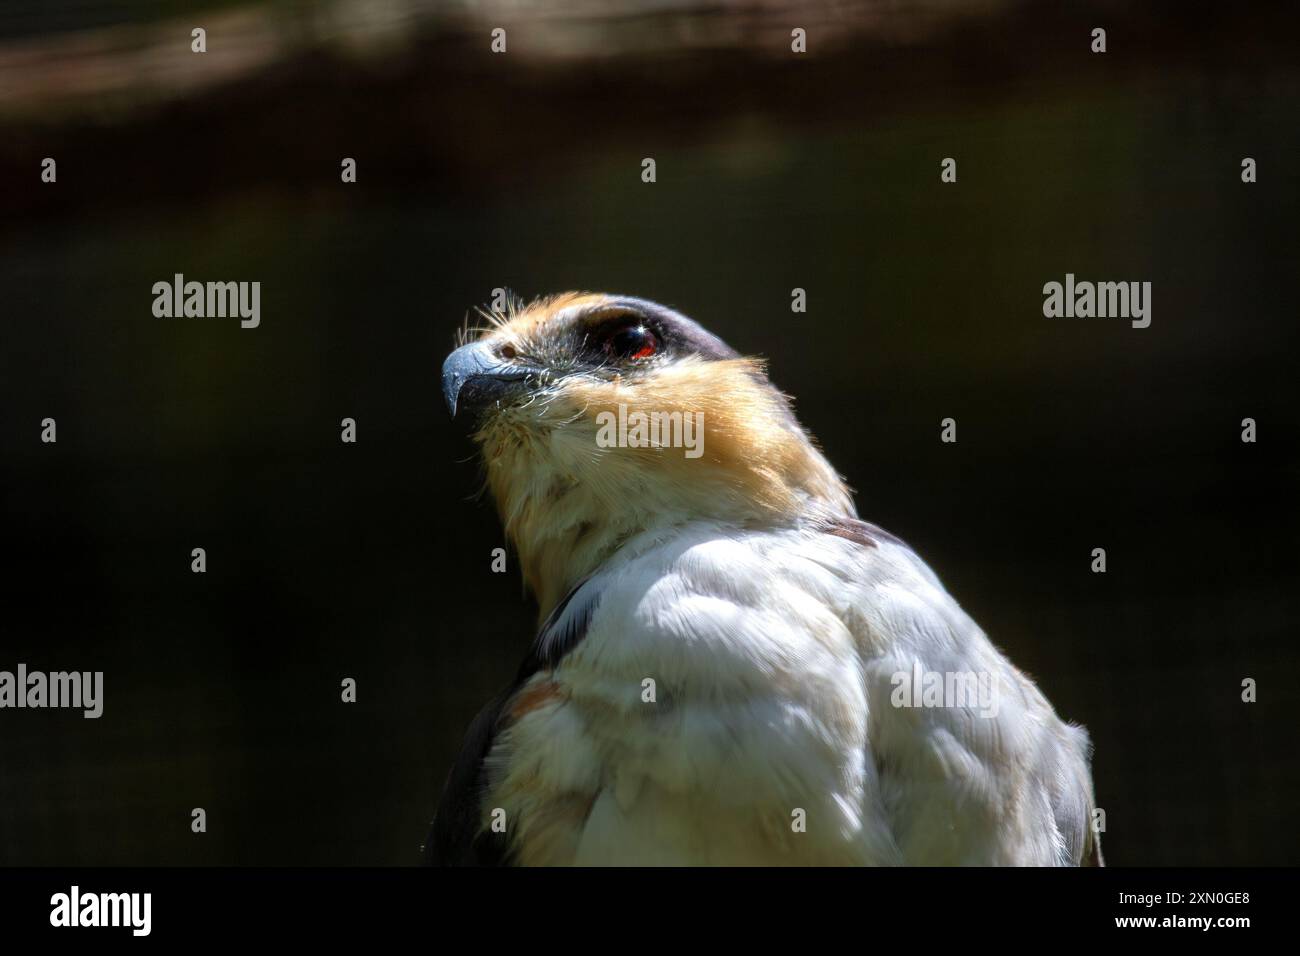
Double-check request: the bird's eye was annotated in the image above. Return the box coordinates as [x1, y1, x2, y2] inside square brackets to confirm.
[604, 324, 658, 361]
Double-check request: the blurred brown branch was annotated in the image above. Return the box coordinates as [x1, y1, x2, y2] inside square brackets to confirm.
[1, 0, 1295, 229]
[0, 0, 1007, 119]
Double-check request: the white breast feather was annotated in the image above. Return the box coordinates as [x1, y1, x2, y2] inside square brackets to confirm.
[483, 521, 1095, 866]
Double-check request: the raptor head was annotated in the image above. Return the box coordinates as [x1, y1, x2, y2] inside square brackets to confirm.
[442, 292, 853, 613]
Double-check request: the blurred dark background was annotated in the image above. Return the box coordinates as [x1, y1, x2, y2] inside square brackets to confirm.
[1, 0, 1297, 865]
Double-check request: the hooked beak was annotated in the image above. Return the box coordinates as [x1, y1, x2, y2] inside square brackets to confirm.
[441, 340, 537, 422]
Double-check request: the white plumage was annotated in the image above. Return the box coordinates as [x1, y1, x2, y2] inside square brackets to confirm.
[483, 521, 1096, 865]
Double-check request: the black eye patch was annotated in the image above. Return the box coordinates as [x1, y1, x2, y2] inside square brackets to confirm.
[577, 309, 660, 365]
[605, 323, 659, 361]
[576, 299, 739, 366]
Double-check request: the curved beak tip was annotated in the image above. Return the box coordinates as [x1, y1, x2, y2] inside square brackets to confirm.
[441, 342, 492, 419]
[442, 340, 533, 422]
[441, 368, 464, 418]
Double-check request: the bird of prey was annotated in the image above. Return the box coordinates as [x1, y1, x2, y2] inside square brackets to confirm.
[428, 292, 1101, 866]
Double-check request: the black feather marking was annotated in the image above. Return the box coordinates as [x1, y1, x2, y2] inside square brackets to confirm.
[819, 516, 908, 550]
[422, 577, 600, 866]
[531, 577, 601, 669]
[422, 687, 518, 866]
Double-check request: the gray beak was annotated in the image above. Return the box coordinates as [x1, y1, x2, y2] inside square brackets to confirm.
[441, 340, 534, 421]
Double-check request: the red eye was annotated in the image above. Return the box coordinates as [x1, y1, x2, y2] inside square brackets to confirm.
[607, 325, 658, 361]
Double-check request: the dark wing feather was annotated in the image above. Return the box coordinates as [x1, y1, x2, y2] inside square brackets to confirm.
[818, 515, 910, 550]
[422, 685, 519, 866]
[422, 578, 600, 865]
